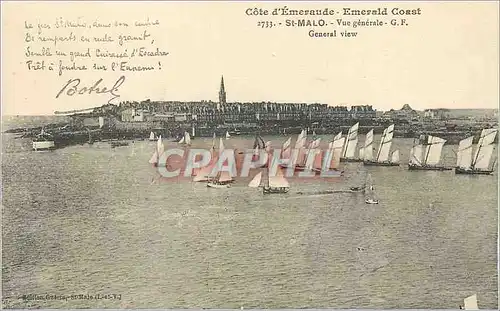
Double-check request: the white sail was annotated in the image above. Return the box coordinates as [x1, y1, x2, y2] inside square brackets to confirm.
[217, 171, 232, 183]
[377, 125, 394, 162]
[296, 147, 307, 166]
[184, 132, 191, 145]
[295, 130, 307, 149]
[333, 136, 345, 149]
[193, 156, 217, 182]
[423, 135, 446, 166]
[333, 131, 342, 142]
[248, 172, 262, 188]
[364, 173, 376, 200]
[358, 147, 365, 159]
[457, 136, 474, 169]
[331, 148, 343, 169]
[283, 137, 292, 150]
[410, 144, 423, 166]
[281, 147, 291, 163]
[333, 137, 345, 155]
[478, 128, 498, 146]
[178, 136, 185, 144]
[464, 294, 478, 310]
[472, 128, 498, 170]
[219, 138, 225, 154]
[377, 133, 393, 162]
[305, 149, 322, 171]
[192, 126, 195, 137]
[149, 131, 155, 140]
[473, 144, 494, 170]
[225, 131, 230, 139]
[345, 138, 358, 159]
[298, 136, 307, 149]
[364, 129, 374, 161]
[157, 135, 164, 154]
[265, 141, 272, 153]
[268, 168, 290, 188]
[375, 128, 387, 159]
[391, 150, 400, 163]
[148, 150, 158, 164]
[329, 137, 345, 169]
[309, 138, 321, 149]
[376, 126, 394, 162]
[365, 173, 374, 190]
[343, 123, 359, 158]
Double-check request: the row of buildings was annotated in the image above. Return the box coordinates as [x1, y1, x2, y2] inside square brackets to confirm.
[92, 76, 496, 127]
[119, 101, 378, 124]
[118, 76, 378, 124]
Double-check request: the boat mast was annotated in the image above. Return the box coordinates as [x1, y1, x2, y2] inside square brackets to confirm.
[423, 137, 432, 166]
[375, 129, 387, 162]
[410, 138, 421, 166]
[342, 128, 349, 158]
[471, 140, 482, 170]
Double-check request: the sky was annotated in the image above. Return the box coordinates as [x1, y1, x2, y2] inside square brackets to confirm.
[1, 1, 499, 115]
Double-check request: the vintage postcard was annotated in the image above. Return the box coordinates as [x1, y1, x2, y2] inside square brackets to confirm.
[1, 0, 498, 310]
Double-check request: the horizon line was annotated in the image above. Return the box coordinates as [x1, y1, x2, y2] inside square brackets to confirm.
[2, 107, 499, 117]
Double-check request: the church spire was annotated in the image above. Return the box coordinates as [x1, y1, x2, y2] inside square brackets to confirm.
[219, 75, 226, 105]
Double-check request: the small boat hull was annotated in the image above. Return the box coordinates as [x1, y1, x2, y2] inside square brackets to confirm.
[340, 158, 364, 163]
[350, 187, 365, 193]
[263, 186, 289, 194]
[364, 160, 399, 167]
[110, 142, 129, 148]
[408, 164, 451, 171]
[365, 199, 379, 204]
[32, 140, 55, 151]
[455, 167, 494, 175]
[207, 182, 231, 188]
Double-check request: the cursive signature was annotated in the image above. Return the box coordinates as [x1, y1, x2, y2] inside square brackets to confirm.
[55, 76, 125, 104]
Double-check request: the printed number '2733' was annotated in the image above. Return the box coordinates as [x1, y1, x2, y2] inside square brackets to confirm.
[257, 21, 274, 28]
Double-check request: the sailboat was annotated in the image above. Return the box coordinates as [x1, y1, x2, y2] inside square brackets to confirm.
[205, 137, 233, 187]
[364, 124, 399, 166]
[361, 129, 374, 162]
[149, 135, 165, 167]
[364, 173, 379, 204]
[207, 170, 233, 188]
[191, 125, 196, 139]
[294, 129, 307, 149]
[248, 172, 263, 188]
[193, 138, 221, 182]
[293, 137, 322, 173]
[326, 132, 345, 173]
[455, 128, 498, 175]
[408, 135, 450, 171]
[350, 172, 370, 193]
[462, 294, 479, 310]
[229, 128, 241, 135]
[263, 167, 290, 194]
[251, 136, 269, 168]
[149, 131, 156, 141]
[178, 131, 191, 145]
[253, 134, 266, 150]
[340, 123, 363, 162]
[225, 131, 231, 140]
[32, 127, 56, 151]
[277, 136, 293, 169]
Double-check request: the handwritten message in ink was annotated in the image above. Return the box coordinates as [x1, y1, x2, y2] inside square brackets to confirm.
[23, 17, 170, 103]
